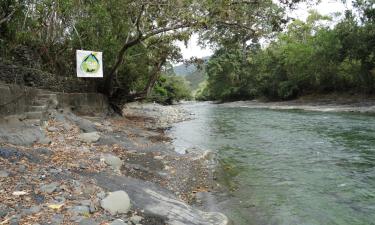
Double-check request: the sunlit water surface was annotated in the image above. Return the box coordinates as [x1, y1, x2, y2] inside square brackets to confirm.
[169, 102, 375, 225]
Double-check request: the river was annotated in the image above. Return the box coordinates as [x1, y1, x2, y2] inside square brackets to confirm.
[169, 102, 375, 225]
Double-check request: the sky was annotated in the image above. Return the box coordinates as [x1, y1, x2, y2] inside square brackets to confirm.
[176, 0, 352, 61]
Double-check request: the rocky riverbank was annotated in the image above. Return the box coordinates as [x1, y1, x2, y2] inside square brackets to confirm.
[0, 103, 228, 225]
[222, 94, 375, 113]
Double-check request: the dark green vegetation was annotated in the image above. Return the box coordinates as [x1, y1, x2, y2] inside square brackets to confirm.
[198, 1, 375, 101]
[0, 0, 306, 106]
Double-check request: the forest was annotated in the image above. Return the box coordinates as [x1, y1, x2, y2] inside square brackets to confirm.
[0, 0, 374, 105]
[197, 1, 375, 101]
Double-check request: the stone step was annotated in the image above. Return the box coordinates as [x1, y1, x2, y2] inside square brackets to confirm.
[33, 99, 49, 106]
[23, 119, 41, 126]
[25, 111, 43, 120]
[37, 94, 57, 100]
[29, 105, 47, 112]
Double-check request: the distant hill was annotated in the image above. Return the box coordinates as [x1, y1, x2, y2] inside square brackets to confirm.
[173, 56, 210, 90]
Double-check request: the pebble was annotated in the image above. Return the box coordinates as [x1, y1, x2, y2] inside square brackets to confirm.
[100, 191, 131, 215]
[18, 165, 26, 173]
[47, 127, 58, 132]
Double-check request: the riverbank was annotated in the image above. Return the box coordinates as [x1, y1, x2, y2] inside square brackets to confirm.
[0, 103, 227, 224]
[221, 94, 375, 113]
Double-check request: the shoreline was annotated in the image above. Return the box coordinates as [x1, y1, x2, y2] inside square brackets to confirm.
[0, 103, 228, 225]
[218, 95, 375, 113]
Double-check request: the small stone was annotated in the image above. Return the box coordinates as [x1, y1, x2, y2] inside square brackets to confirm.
[51, 214, 64, 225]
[130, 215, 143, 224]
[22, 206, 41, 215]
[78, 132, 100, 143]
[47, 127, 58, 132]
[153, 155, 164, 160]
[110, 219, 127, 225]
[100, 191, 131, 215]
[68, 205, 90, 215]
[102, 154, 123, 170]
[79, 218, 99, 225]
[40, 182, 59, 194]
[0, 170, 9, 177]
[96, 191, 106, 199]
[18, 165, 26, 173]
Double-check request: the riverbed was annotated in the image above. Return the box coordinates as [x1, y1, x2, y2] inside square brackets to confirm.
[169, 102, 375, 225]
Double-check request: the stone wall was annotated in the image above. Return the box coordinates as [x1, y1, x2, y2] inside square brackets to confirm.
[57, 93, 109, 115]
[0, 83, 38, 116]
[0, 82, 109, 117]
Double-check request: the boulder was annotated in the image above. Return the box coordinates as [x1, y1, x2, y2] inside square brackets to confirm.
[100, 191, 131, 215]
[78, 132, 100, 143]
[102, 154, 123, 170]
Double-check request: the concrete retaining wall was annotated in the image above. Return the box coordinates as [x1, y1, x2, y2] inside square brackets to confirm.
[0, 83, 38, 116]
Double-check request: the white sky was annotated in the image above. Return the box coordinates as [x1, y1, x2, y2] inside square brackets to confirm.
[176, 0, 352, 61]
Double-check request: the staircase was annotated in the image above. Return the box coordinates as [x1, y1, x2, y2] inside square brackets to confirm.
[24, 90, 58, 124]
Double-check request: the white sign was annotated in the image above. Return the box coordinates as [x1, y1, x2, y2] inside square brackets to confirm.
[76, 50, 103, 78]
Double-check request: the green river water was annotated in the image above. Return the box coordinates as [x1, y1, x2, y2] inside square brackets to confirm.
[169, 102, 375, 225]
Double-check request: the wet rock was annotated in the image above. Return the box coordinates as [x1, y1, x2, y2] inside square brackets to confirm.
[78, 218, 99, 225]
[102, 154, 123, 170]
[40, 182, 59, 194]
[78, 132, 100, 143]
[130, 215, 143, 224]
[110, 219, 127, 225]
[0, 170, 9, 177]
[100, 191, 131, 215]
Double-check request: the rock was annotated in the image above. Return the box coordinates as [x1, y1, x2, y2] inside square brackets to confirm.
[130, 215, 143, 224]
[0, 170, 9, 177]
[47, 127, 58, 132]
[100, 191, 131, 215]
[0, 204, 10, 218]
[102, 154, 123, 170]
[110, 219, 127, 225]
[18, 165, 26, 173]
[51, 214, 64, 225]
[39, 137, 51, 145]
[79, 218, 99, 225]
[153, 155, 164, 160]
[69, 205, 90, 215]
[78, 132, 100, 143]
[40, 182, 59, 194]
[22, 206, 41, 215]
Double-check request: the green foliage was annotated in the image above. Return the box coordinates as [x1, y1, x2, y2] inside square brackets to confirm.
[199, 8, 375, 101]
[150, 75, 192, 104]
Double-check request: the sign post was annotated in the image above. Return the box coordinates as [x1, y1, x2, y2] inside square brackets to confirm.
[76, 50, 103, 78]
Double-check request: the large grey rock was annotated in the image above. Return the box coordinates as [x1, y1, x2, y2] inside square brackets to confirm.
[102, 154, 123, 170]
[100, 191, 131, 215]
[91, 173, 228, 225]
[78, 132, 100, 143]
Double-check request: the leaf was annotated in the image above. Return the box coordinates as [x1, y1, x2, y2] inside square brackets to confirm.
[48, 204, 64, 210]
